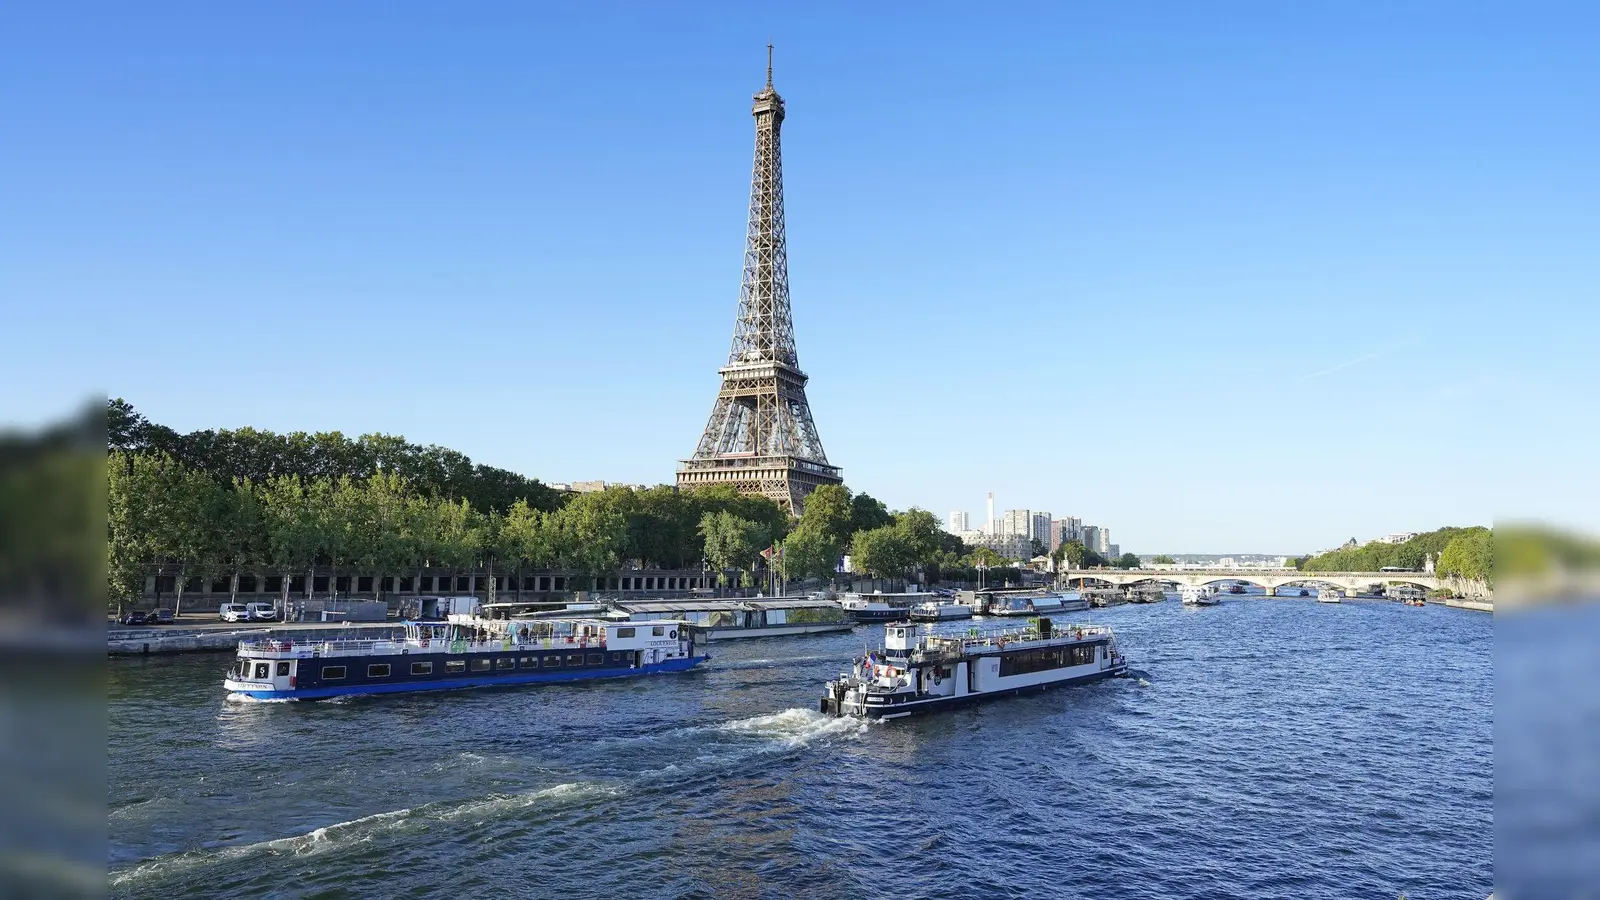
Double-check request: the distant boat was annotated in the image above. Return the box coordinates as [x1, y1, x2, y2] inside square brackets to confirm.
[983, 590, 1087, 616]
[1180, 585, 1219, 606]
[838, 591, 925, 623]
[1316, 589, 1342, 604]
[908, 601, 974, 622]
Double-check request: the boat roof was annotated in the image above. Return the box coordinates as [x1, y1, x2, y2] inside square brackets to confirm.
[613, 598, 838, 613]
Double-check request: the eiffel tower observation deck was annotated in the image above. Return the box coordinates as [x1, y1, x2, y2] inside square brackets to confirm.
[677, 47, 842, 515]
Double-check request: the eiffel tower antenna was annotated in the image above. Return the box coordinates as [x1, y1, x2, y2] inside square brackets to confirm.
[677, 47, 842, 515]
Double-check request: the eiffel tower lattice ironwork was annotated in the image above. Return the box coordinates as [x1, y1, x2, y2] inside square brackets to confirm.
[677, 47, 842, 515]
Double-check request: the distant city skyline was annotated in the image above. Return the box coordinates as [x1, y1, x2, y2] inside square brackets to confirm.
[9, 4, 1593, 550]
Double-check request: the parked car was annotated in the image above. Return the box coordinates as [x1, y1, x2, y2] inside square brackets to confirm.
[245, 602, 278, 622]
[219, 602, 250, 622]
[120, 610, 151, 626]
[148, 608, 174, 625]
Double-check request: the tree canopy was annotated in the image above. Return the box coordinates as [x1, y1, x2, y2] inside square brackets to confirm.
[1298, 527, 1489, 574]
[108, 398, 563, 515]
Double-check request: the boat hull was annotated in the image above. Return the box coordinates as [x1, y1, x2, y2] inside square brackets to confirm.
[908, 610, 973, 622]
[843, 609, 912, 622]
[702, 622, 854, 640]
[225, 654, 709, 701]
[823, 665, 1126, 720]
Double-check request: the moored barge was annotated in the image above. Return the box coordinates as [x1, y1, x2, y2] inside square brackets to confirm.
[821, 618, 1129, 720]
[223, 617, 705, 700]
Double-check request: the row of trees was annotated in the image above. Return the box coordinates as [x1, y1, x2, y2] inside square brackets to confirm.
[108, 399, 564, 515]
[107, 448, 816, 611]
[1290, 526, 1491, 580]
[108, 452, 642, 614]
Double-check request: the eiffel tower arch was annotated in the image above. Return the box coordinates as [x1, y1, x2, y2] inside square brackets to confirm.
[677, 47, 843, 515]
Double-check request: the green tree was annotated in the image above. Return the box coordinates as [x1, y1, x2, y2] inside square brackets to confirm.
[500, 499, 554, 598]
[781, 525, 838, 584]
[800, 484, 855, 547]
[891, 508, 943, 566]
[700, 510, 770, 587]
[219, 478, 266, 602]
[1115, 552, 1141, 569]
[1152, 554, 1175, 565]
[260, 474, 323, 616]
[548, 491, 626, 589]
[850, 525, 913, 581]
[1056, 540, 1087, 569]
[968, 546, 1005, 568]
[850, 493, 893, 534]
[1437, 528, 1492, 582]
[107, 451, 158, 611]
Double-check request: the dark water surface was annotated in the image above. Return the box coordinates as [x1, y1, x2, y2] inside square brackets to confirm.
[109, 597, 1492, 899]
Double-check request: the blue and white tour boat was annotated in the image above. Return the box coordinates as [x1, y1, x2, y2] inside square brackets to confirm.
[223, 616, 706, 701]
[820, 618, 1130, 720]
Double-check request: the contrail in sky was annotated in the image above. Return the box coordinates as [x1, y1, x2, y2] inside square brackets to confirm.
[1298, 345, 1407, 381]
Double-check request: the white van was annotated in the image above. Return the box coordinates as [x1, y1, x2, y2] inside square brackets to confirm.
[219, 602, 250, 622]
[246, 602, 278, 621]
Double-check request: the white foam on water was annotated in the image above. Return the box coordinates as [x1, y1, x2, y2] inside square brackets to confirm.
[109, 780, 612, 887]
[713, 707, 864, 748]
[435, 780, 620, 824]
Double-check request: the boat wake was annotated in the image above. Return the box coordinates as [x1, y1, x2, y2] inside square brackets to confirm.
[717, 654, 832, 671]
[109, 780, 616, 887]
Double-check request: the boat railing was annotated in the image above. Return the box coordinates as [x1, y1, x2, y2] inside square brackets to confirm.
[238, 633, 610, 657]
[921, 622, 1115, 655]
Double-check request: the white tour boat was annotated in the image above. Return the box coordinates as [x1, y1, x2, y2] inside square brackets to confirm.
[607, 597, 851, 640]
[979, 590, 1088, 616]
[908, 601, 974, 622]
[837, 591, 926, 623]
[1316, 588, 1343, 604]
[1179, 585, 1220, 606]
[821, 618, 1130, 720]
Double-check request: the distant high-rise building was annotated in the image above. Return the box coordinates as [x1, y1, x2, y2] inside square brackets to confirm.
[986, 492, 996, 534]
[1098, 528, 1112, 556]
[1001, 509, 1032, 537]
[1060, 517, 1083, 543]
[1048, 519, 1065, 553]
[1108, 543, 1120, 559]
[1031, 512, 1052, 546]
[1081, 526, 1102, 556]
[947, 510, 970, 533]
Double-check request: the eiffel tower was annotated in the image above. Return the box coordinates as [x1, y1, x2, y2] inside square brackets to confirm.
[677, 47, 842, 515]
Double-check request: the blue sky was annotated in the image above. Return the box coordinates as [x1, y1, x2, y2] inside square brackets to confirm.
[3, 2, 1595, 552]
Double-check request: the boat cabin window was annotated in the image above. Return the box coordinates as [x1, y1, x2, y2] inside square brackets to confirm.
[617, 627, 636, 638]
[652, 626, 664, 636]
[566, 654, 583, 666]
[611, 652, 625, 663]
[411, 662, 432, 675]
[368, 664, 391, 678]
[587, 653, 604, 665]
[275, 662, 290, 677]
[323, 666, 346, 680]
[495, 658, 515, 670]
[470, 659, 491, 672]
[253, 662, 270, 680]
[520, 657, 537, 668]
[543, 656, 561, 668]
[446, 660, 466, 673]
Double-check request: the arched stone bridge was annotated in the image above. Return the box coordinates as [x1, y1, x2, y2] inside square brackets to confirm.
[1058, 568, 1439, 596]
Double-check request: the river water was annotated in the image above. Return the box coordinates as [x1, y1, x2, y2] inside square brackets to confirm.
[109, 596, 1493, 899]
